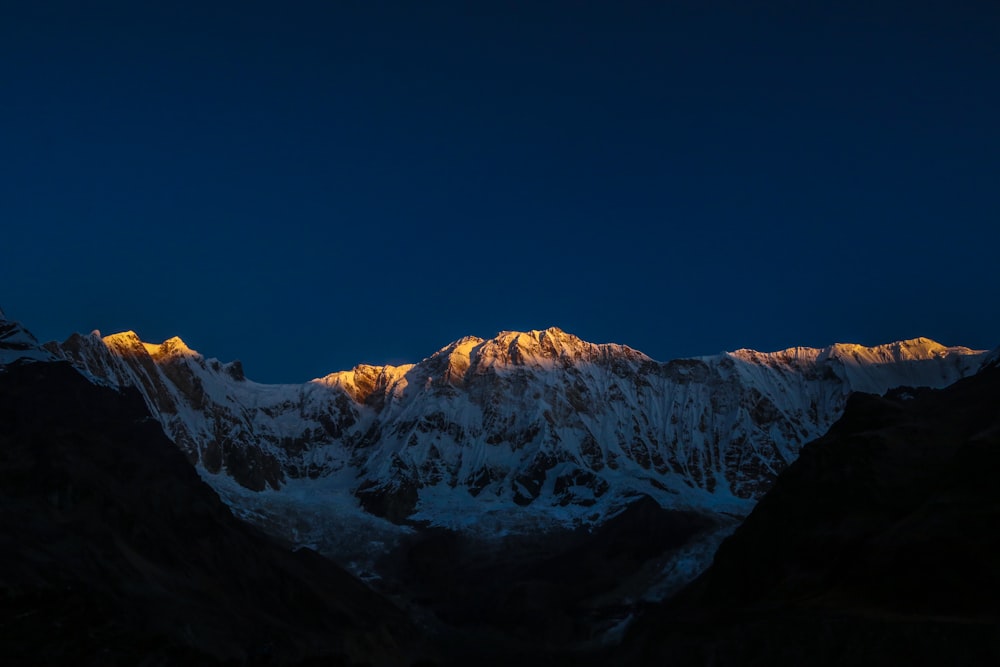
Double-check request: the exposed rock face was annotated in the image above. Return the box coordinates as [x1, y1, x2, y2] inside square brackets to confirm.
[0, 358, 420, 666]
[617, 360, 1000, 666]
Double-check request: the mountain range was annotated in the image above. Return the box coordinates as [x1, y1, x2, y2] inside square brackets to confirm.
[2, 311, 997, 663]
[43, 325, 985, 527]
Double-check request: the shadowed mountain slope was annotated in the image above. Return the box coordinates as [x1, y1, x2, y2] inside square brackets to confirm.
[618, 357, 1000, 666]
[0, 359, 421, 666]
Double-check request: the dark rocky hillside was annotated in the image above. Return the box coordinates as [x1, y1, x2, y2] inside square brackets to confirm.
[0, 360, 422, 666]
[373, 496, 721, 665]
[618, 362, 1000, 666]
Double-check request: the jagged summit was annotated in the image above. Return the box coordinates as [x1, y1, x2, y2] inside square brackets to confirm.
[432, 335, 488, 355]
[99, 331, 199, 359]
[310, 327, 647, 395]
[485, 327, 636, 364]
[316, 362, 414, 403]
[492, 326, 574, 345]
[143, 335, 199, 360]
[311, 327, 609, 402]
[418, 327, 651, 377]
[100, 330, 145, 351]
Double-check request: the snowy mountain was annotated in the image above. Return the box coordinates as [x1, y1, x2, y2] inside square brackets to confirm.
[3, 312, 993, 654]
[33, 323, 986, 538]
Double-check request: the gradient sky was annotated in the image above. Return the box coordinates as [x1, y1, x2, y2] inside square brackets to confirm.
[2, 1, 998, 383]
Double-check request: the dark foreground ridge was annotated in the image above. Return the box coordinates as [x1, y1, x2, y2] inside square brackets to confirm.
[617, 363, 1000, 666]
[0, 360, 422, 666]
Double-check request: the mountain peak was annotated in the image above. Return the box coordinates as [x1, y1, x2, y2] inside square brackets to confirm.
[493, 326, 574, 343]
[94, 331, 203, 363]
[431, 335, 487, 359]
[729, 337, 984, 367]
[476, 327, 607, 366]
[825, 337, 983, 364]
[143, 336, 199, 360]
[100, 331, 146, 355]
[315, 362, 414, 403]
[102, 330, 141, 344]
[0, 317, 56, 365]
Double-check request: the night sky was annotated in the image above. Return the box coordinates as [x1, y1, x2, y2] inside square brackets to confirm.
[3, 1, 998, 383]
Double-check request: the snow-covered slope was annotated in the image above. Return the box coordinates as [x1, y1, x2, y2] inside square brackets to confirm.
[40, 324, 987, 534]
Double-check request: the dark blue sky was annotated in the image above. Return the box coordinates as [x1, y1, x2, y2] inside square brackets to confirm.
[3, 1, 998, 383]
